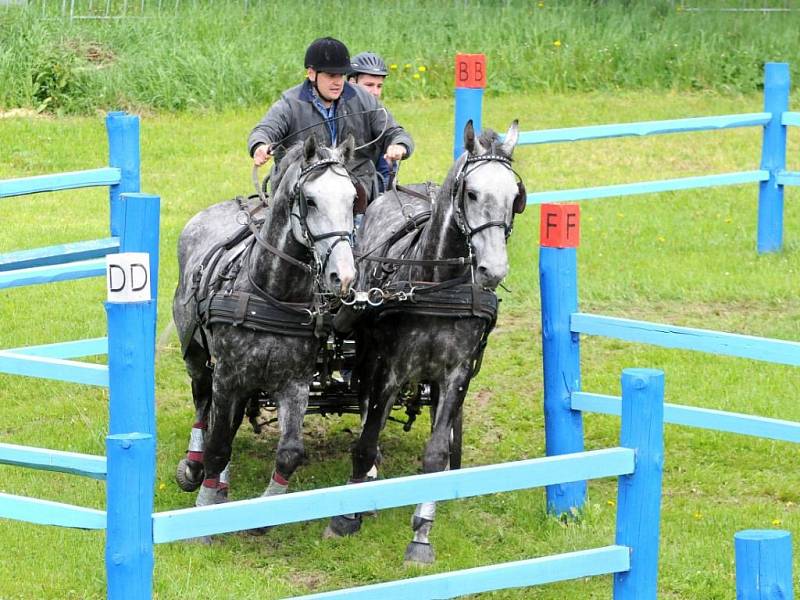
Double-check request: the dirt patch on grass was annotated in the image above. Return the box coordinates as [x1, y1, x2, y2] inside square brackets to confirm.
[0, 108, 41, 119]
[287, 571, 326, 591]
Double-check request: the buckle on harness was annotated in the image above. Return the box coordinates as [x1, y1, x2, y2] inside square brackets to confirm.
[235, 210, 251, 226]
[300, 308, 315, 326]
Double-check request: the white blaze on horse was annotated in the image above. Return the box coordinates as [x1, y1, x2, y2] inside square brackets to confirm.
[326, 120, 524, 564]
[172, 135, 361, 514]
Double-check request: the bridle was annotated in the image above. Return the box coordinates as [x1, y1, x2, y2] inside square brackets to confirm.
[451, 153, 526, 243]
[353, 150, 526, 306]
[244, 157, 356, 311]
[289, 158, 354, 275]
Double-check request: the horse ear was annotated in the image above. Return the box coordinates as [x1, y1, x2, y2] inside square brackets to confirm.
[464, 119, 476, 154]
[338, 134, 355, 164]
[303, 134, 318, 162]
[501, 120, 519, 157]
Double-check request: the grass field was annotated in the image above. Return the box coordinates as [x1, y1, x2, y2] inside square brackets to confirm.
[1, 89, 800, 598]
[3, 1, 800, 113]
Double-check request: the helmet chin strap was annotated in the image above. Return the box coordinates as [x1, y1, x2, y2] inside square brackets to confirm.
[311, 75, 335, 105]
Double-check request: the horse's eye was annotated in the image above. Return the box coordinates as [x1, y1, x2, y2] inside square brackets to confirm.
[306, 197, 316, 208]
[466, 190, 478, 202]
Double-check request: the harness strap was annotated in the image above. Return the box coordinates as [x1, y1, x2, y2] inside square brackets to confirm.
[395, 184, 431, 201]
[359, 254, 469, 267]
[201, 291, 321, 338]
[248, 219, 313, 274]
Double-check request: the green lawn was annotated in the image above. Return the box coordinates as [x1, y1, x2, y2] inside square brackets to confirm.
[1, 90, 799, 598]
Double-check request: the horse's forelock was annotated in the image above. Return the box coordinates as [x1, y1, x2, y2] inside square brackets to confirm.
[477, 129, 511, 158]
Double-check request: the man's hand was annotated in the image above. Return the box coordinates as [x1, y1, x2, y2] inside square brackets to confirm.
[253, 143, 273, 167]
[384, 144, 407, 163]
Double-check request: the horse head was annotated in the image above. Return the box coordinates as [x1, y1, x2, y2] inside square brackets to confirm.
[455, 119, 523, 289]
[284, 134, 358, 297]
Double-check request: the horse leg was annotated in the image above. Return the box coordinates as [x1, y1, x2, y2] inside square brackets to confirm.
[325, 362, 399, 538]
[405, 364, 471, 565]
[176, 343, 212, 492]
[195, 379, 248, 509]
[357, 348, 382, 483]
[248, 380, 309, 536]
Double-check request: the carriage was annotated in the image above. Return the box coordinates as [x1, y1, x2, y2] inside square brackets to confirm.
[172, 122, 523, 562]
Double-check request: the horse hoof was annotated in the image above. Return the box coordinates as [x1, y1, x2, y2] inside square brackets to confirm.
[404, 541, 435, 565]
[323, 514, 362, 538]
[175, 457, 204, 492]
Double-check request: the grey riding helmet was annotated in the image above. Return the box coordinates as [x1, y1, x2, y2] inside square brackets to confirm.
[349, 52, 389, 77]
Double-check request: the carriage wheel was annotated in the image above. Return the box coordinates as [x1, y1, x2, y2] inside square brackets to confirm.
[175, 457, 204, 492]
[449, 407, 463, 471]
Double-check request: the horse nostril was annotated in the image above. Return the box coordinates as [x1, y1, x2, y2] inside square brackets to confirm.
[329, 272, 341, 290]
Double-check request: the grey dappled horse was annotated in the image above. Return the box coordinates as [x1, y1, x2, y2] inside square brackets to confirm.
[326, 121, 524, 563]
[173, 135, 359, 510]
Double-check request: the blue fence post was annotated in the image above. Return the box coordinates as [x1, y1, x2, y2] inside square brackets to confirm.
[118, 192, 161, 306]
[758, 62, 790, 254]
[735, 530, 793, 599]
[613, 368, 665, 600]
[453, 54, 485, 159]
[539, 204, 585, 515]
[104, 193, 158, 598]
[106, 432, 155, 600]
[106, 112, 141, 238]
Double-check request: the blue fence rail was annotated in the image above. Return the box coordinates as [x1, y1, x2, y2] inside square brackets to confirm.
[454, 62, 796, 253]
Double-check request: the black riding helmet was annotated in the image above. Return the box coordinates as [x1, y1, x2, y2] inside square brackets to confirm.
[304, 37, 350, 74]
[349, 51, 389, 77]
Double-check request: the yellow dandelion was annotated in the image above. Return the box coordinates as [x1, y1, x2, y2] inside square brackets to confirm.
[390, 64, 398, 70]
[693, 512, 703, 520]
[617, 212, 624, 218]
[404, 63, 412, 69]
[413, 73, 421, 80]
[159, 482, 166, 491]
[538, 1, 544, 6]
[418, 65, 427, 72]
[772, 518, 783, 526]
[553, 40, 562, 48]
[725, 217, 732, 224]
[658, 236, 666, 243]
[607, 500, 615, 507]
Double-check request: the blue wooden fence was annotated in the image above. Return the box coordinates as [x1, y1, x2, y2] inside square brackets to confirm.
[149, 368, 664, 599]
[454, 62, 796, 253]
[538, 225, 800, 516]
[0, 112, 160, 594]
[452, 60, 800, 516]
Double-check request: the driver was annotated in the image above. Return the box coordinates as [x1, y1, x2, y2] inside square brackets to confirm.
[248, 37, 414, 205]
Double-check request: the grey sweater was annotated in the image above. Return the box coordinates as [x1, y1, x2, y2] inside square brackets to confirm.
[248, 80, 414, 202]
